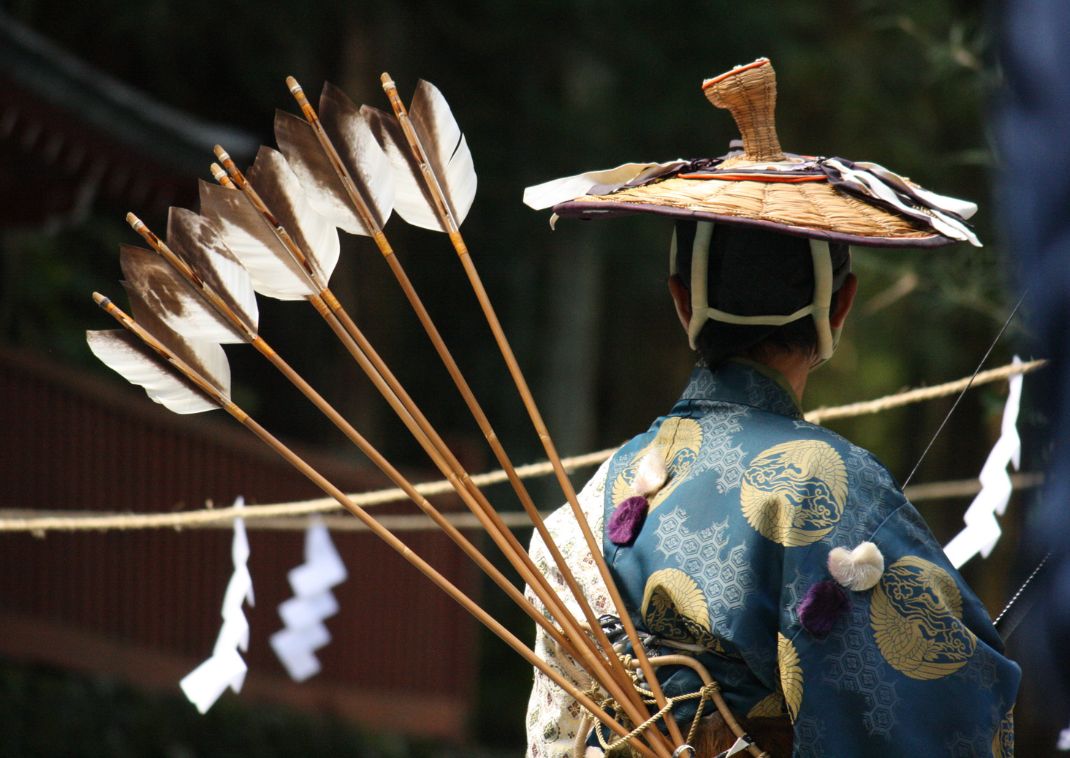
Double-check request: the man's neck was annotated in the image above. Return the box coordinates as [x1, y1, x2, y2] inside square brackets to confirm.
[751, 352, 810, 403]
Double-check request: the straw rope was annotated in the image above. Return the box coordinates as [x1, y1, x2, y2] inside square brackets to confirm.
[0, 357, 1043, 535]
[0, 472, 1044, 537]
[804, 358, 1045, 423]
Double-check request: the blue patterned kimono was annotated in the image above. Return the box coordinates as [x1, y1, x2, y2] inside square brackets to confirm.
[600, 360, 1019, 756]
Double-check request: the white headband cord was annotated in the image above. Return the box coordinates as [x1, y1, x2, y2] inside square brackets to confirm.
[677, 222, 843, 361]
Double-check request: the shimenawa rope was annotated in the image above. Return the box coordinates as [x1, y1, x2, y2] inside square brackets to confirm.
[0, 357, 1043, 535]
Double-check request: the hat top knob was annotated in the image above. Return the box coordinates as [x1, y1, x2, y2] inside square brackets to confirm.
[702, 58, 785, 163]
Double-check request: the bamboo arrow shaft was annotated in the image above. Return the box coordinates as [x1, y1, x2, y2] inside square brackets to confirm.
[378, 73, 683, 752]
[247, 327, 593, 666]
[92, 293, 655, 757]
[204, 153, 646, 722]
[124, 214, 595, 676]
[207, 139, 625, 688]
[307, 292, 662, 726]
[205, 155, 606, 675]
[283, 78, 662, 735]
[231, 413, 660, 756]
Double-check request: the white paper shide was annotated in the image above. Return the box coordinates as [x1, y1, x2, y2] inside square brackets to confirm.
[180, 496, 255, 713]
[943, 357, 1024, 569]
[271, 518, 348, 681]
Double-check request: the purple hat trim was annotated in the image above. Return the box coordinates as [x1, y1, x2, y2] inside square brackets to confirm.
[552, 200, 951, 249]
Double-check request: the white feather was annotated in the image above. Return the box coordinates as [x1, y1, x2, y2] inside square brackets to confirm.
[275, 106, 397, 239]
[275, 110, 365, 235]
[348, 111, 396, 226]
[167, 208, 260, 334]
[119, 245, 243, 344]
[633, 450, 668, 496]
[87, 329, 227, 414]
[362, 80, 478, 232]
[199, 180, 317, 301]
[318, 83, 396, 231]
[410, 80, 477, 224]
[247, 147, 340, 285]
[365, 105, 444, 232]
[827, 542, 884, 591]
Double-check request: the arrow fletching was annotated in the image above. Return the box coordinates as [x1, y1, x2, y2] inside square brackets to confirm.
[319, 83, 395, 229]
[119, 243, 244, 345]
[363, 79, 476, 232]
[274, 84, 394, 235]
[246, 146, 340, 284]
[88, 291, 230, 415]
[166, 208, 260, 335]
[199, 179, 318, 301]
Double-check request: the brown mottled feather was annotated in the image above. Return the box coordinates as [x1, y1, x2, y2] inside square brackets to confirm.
[275, 109, 365, 234]
[362, 103, 442, 231]
[198, 179, 313, 301]
[118, 242, 245, 344]
[166, 207, 258, 333]
[245, 146, 340, 283]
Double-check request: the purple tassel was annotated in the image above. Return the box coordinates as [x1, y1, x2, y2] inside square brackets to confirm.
[607, 496, 649, 546]
[797, 580, 850, 638]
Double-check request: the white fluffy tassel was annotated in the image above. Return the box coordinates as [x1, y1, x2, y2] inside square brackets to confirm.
[827, 541, 884, 591]
[633, 450, 668, 497]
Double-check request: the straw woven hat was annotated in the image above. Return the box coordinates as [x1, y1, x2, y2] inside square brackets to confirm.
[527, 58, 978, 249]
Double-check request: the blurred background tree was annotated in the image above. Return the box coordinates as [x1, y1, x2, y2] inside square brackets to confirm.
[1, 0, 1052, 754]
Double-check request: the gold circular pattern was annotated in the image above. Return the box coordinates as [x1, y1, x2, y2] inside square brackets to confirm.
[777, 632, 803, 723]
[611, 418, 703, 512]
[870, 556, 976, 680]
[640, 568, 714, 648]
[739, 440, 848, 546]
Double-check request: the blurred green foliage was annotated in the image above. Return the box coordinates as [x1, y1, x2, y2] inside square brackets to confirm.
[0, 658, 450, 757]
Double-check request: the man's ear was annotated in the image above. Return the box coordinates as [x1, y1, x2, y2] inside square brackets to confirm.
[668, 274, 692, 333]
[830, 273, 858, 329]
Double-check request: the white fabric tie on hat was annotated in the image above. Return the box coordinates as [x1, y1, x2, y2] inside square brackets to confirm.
[823, 158, 980, 247]
[678, 221, 839, 360]
[522, 160, 689, 211]
[180, 496, 255, 714]
[943, 356, 1024, 568]
[270, 518, 348, 681]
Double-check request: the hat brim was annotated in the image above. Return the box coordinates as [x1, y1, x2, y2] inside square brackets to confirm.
[552, 176, 957, 249]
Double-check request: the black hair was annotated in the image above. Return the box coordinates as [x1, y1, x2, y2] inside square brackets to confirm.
[672, 221, 851, 367]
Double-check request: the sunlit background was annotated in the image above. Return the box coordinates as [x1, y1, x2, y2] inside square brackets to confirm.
[0, 1, 1057, 755]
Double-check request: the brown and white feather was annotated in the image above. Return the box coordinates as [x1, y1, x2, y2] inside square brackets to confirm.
[166, 208, 259, 335]
[87, 288, 230, 415]
[119, 244, 244, 344]
[246, 146, 340, 285]
[275, 109, 366, 234]
[362, 104, 442, 231]
[319, 82, 394, 230]
[199, 179, 317, 301]
[408, 79, 476, 223]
